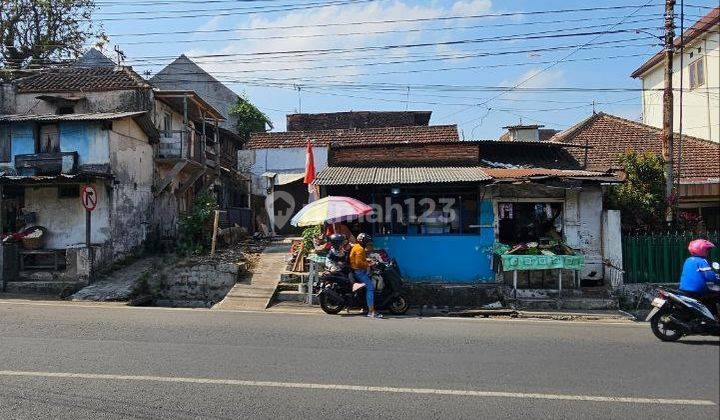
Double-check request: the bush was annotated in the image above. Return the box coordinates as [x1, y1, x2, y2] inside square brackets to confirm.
[301, 225, 322, 253]
[608, 151, 666, 232]
[178, 192, 218, 255]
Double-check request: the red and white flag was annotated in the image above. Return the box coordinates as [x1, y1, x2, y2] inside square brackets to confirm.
[304, 139, 318, 201]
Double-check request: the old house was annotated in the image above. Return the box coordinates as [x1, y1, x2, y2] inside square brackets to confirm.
[243, 111, 453, 233]
[0, 66, 159, 291]
[150, 55, 251, 230]
[550, 112, 720, 229]
[632, 6, 719, 143]
[0, 58, 228, 292]
[313, 124, 621, 305]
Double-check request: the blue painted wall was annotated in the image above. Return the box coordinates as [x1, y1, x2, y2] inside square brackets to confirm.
[6, 122, 109, 165]
[10, 123, 35, 156]
[59, 122, 109, 165]
[373, 201, 496, 283]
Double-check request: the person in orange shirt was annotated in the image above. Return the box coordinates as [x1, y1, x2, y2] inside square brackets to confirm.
[350, 233, 381, 319]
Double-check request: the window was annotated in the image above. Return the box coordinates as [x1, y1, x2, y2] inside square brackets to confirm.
[163, 113, 173, 138]
[498, 202, 563, 245]
[58, 185, 80, 199]
[38, 124, 60, 153]
[370, 187, 480, 236]
[689, 59, 705, 89]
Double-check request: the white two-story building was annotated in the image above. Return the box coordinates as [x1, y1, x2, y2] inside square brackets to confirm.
[632, 7, 719, 143]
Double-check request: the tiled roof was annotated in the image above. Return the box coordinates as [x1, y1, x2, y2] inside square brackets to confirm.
[314, 166, 491, 185]
[16, 66, 150, 93]
[631, 7, 719, 78]
[550, 112, 720, 181]
[0, 111, 147, 122]
[246, 125, 459, 149]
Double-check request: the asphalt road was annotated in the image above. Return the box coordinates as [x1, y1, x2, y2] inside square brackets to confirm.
[0, 301, 718, 419]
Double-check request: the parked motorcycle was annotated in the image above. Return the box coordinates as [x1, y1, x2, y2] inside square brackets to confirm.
[646, 262, 720, 341]
[318, 253, 409, 315]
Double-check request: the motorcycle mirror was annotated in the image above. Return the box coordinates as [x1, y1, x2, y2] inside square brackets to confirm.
[712, 262, 720, 271]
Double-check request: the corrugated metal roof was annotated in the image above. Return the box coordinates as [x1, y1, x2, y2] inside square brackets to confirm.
[0, 172, 112, 184]
[0, 111, 147, 122]
[314, 166, 492, 185]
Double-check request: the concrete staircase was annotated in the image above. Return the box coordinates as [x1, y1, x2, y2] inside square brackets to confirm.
[213, 242, 290, 311]
[3, 270, 85, 297]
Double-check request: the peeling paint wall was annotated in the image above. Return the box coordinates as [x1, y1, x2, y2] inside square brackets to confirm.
[107, 119, 154, 257]
[6, 121, 110, 169]
[576, 188, 604, 281]
[13, 90, 152, 115]
[59, 122, 110, 165]
[23, 182, 111, 249]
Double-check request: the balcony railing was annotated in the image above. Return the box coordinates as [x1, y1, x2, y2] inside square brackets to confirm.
[157, 129, 206, 165]
[14, 152, 78, 176]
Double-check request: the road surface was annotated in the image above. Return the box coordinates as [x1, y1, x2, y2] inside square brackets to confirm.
[0, 301, 717, 419]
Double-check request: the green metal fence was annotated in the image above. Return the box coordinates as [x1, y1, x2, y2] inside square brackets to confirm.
[622, 231, 720, 284]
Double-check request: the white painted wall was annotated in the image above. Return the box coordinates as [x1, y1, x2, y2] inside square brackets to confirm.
[244, 146, 329, 196]
[639, 24, 719, 142]
[602, 209, 623, 286]
[24, 182, 111, 249]
[576, 188, 604, 281]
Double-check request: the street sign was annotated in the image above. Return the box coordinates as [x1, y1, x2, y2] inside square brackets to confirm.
[81, 185, 97, 212]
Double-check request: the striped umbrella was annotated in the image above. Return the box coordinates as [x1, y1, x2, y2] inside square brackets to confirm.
[290, 196, 373, 227]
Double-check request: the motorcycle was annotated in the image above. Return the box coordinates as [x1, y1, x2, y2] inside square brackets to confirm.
[646, 262, 720, 342]
[317, 252, 409, 316]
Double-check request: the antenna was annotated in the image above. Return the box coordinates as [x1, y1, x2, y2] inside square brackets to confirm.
[592, 100, 596, 114]
[405, 86, 410, 111]
[113, 45, 126, 65]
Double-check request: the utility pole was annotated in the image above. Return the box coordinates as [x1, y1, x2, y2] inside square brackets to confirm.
[662, 0, 676, 223]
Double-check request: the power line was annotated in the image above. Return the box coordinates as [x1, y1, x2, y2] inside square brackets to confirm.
[105, 4, 672, 37]
[100, 16, 663, 46]
[114, 30, 657, 63]
[94, 0, 377, 21]
[470, 0, 658, 119]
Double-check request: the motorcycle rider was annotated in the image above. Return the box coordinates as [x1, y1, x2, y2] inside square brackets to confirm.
[325, 234, 348, 273]
[350, 233, 382, 319]
[679, 239, 720, 315]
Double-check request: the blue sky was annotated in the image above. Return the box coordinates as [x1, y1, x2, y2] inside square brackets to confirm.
[94, 0, 718, 138]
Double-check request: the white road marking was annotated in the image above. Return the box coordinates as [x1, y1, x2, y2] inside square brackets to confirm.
[0, 370, 714, 406]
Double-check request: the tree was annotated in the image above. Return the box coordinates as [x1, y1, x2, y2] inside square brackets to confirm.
[608, 151, 667, 231]
[229, 95, 273, 142]
[0, 1, 105, 70]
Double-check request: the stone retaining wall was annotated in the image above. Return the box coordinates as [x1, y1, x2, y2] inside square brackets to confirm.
[150, 260, 243, 308]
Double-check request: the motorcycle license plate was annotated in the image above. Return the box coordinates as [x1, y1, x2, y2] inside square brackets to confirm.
[651, 298, 666, 308]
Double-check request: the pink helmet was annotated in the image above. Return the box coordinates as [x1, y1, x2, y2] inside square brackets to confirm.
[688, 239, 715, 257]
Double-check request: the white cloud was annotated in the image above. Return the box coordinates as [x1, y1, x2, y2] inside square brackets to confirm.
[507, 67, 565, 89]
[185, 1, 494, 87]
[450, 0, 492, 15]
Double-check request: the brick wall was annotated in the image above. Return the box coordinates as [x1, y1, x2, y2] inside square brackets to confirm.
[287, 111, 431, 131]
[330, 142, 479, 166]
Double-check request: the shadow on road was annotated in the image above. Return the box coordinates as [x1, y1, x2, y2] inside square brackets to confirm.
[676, 339, 720, 346]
